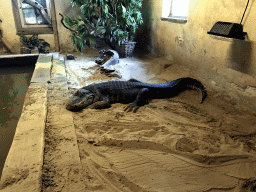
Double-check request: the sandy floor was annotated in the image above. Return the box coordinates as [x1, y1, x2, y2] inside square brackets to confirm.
[41, 48, 256, 192]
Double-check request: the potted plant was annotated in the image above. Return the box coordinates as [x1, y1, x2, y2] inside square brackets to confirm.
[63, 0, 143, 57]
[19, 34, 50, 54]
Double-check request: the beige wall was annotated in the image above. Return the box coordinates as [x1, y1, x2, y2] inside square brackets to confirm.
[0, 0, 79, 53]
[1, 0, 256, 89]
[141, 0, 256, 88]
[0, 0, 21, 53]
[54, 0, 80, 52]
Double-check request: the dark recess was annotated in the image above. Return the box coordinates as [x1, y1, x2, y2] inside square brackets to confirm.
[0, 55, 38, 66]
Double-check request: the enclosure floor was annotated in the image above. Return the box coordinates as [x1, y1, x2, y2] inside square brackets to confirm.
[44, 49, 256, 192]
[1, 49, 256, 191]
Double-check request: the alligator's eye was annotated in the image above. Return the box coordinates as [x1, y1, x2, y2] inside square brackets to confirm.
[74, 91, 84, 97]
[74, 91, 80, 96]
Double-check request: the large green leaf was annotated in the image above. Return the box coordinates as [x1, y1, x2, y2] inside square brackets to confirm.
[66, 0, 143, 52]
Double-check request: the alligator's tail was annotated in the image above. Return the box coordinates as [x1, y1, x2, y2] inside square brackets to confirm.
[156, 77, 207, 103]
[184, 78, 206, 103]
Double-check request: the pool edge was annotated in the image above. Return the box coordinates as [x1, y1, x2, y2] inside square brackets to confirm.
[0, 54, 52, 192]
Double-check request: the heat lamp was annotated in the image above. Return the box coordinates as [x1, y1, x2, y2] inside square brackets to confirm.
[207, 0, 249, 40]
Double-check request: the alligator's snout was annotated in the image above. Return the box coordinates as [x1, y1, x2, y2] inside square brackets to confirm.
[66, 96, 82, 111]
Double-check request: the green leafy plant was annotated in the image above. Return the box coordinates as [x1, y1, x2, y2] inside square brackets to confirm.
[19, 34, 50, 53]
[64, 0, 143, 53]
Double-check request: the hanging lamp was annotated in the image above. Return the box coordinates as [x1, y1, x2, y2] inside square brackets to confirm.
[207, 0, 249, 40]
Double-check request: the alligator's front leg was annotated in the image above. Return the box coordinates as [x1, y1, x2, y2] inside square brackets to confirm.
[124, 88, 150, 112]
[88, 97, 111, 109]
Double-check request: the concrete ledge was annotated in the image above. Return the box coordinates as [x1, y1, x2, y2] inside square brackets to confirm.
[0, 54, 52, 192]
[40, 57, 85, 191]
[31, 54, 52, 83]
[0, 54, 39, 59]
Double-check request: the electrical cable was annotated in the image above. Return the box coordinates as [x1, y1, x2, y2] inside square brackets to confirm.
[240, 0, 249, 24]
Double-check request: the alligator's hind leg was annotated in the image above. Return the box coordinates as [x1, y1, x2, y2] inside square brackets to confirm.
[124, 88, 150, 112]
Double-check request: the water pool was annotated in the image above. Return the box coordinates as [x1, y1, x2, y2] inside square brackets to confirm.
[0, 54, 38, 177]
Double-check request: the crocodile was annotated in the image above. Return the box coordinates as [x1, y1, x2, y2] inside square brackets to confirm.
[95, 49, 119, 67]
[66, 77, 206, 112]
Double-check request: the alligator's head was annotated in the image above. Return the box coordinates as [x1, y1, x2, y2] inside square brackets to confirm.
[66, 89, 95, 111]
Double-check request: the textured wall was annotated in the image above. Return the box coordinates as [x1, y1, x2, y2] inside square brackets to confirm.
[140, 0, 256, 88]
[0, 0, 80, 53]
[0, 0, 21, 53]
[54, 0, 80, 52]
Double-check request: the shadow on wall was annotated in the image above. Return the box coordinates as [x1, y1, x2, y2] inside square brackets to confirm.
[228, 40, 253, 75]
[135, 0, 154, 53]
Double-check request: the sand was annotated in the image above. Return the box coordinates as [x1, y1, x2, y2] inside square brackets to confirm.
[41, 49, 256, 192]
